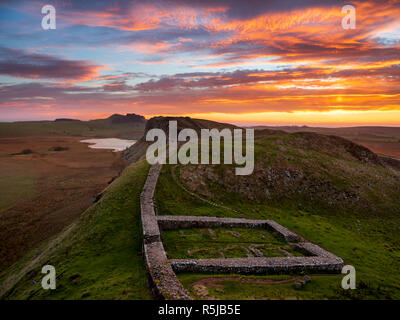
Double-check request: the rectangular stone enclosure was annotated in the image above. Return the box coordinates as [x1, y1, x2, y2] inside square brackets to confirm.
[141, 164, 344, 300]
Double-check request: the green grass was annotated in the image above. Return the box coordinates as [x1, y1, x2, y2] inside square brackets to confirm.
[156, 153, 400, 299]
[196, 133, 400, 219]
[0, 176, 35, 212]
[162, 227, 302, 259]
[0, 160, 152, 300]
[178, 273, 393, 300]
[155, 165, 239, 218]
[2, 129, 399, 300]
[155, 132, 400, 299]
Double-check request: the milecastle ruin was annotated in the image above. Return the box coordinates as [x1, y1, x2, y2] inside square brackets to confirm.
[141, 164, 344, 300]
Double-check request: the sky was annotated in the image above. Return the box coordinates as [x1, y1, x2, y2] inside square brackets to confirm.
[0, 0, 399, 126]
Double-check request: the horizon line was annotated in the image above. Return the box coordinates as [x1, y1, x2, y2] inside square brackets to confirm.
[1, 115, 400, 129]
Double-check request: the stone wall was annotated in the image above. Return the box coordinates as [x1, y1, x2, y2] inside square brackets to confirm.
[140, 164, 191, 300]
[170, 255, 343, 274]
[295, 242, 343, 260]
[140, 164, 162, 244]
[157, 215, 300, 242]
[143, 241, 191, 300]
[168, 236, 343, 275]
[140, 164, 344, 300]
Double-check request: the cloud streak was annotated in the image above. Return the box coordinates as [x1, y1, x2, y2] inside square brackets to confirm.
[0, 47, 101, 81]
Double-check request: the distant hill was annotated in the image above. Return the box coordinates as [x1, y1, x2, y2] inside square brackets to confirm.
[252, 125, 400, 159]
[252, 125, 400, 138]
[108, 113, 146, 124]
[0, 114, 146, 139]
[144, 116, 237, 133]
[54, 118, 81, 122]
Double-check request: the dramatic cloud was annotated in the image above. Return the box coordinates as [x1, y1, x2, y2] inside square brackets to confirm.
[0, 0, 399, 124]
[0, 47, 101, 81]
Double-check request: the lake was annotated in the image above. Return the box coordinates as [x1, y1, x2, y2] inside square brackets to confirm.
[80, 138, 136, 152]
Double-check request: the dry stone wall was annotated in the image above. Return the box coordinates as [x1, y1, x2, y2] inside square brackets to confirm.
[140, 164, 191, 300]
[171, 256, 343, 274]
[157, 215, 300, 242]
[140, 164, 344, 300]
[143, 241, 191, 300]
[170, 242, 343, 274]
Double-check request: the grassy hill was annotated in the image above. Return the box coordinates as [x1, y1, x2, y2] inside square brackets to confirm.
[0, 160, 152, 299]
[253, 125, 400, 159]
[0, 116, 239, 300]
[123, 116, 238, 162]
[0, 114, 146, 139]
[178, 131, 400, 216]
[1, 117, 399, 300]
[253, 125, 400, 138]
[155, 129, 400, 299]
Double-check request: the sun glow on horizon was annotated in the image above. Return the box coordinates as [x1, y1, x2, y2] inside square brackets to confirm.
[168, 110, 400, 127]
[0, 1, 399, 125]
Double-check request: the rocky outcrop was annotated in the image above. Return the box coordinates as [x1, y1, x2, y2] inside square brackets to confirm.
[108, 113, 146, 124]
[123, 116, 238, 163]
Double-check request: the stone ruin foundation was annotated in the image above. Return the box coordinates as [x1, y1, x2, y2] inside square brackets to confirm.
[140, 164, 344, 300]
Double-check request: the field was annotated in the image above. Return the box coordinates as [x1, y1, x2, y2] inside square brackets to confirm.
[0, 136, 125, 271]
[350, 138, 400, 158]
[0, 118, 145, 139]
[0, 160, 152, 299]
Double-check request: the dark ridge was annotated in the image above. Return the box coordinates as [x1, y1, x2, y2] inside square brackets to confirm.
[378, 155, 400, 170]
[255, 128, 286, 139]
[54, 118, 81, 122]
[108, 113, 146, 124]
[290, 132, 384, 166]
[123, 116, 238, 163]
[144, 116, 237, 135]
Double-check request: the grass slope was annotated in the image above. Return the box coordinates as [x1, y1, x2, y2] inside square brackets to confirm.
[254, 125, 400, 159]
[178, 273, 347, 300]
[0, 160, 152, 300]
[156, 165, 237, 218]
[162, 227, 303, 259]
[155, 131, 400, 299]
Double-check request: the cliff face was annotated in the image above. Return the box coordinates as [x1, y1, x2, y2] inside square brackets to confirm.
[144, 116, 237, 134]
[122, 116, 238, 163]
[108, 113, 146, 124]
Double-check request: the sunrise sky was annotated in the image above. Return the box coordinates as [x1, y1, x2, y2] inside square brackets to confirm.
[0, 0, 399, 126]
